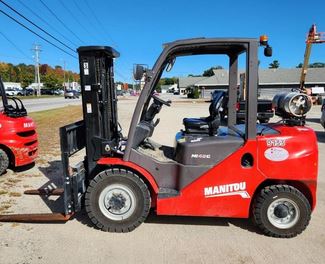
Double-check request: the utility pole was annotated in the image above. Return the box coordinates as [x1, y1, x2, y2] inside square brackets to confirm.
[32, 44, 41, 96]
[63, 60, 66, 92]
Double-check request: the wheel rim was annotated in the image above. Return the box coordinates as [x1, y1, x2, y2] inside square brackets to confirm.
[267, 198, 300, 229]
[98, 184, 136, 221]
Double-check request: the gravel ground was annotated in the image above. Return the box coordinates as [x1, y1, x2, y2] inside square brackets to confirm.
[0, 98, 324, 264]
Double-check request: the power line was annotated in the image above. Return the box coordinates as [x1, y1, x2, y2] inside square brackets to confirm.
[0, 8, 77, 59]
[83, 0, 117, 47]
[15, 0, 78, 47]
[39, 0, 85, 45]
[0, 53, 34, 61]
[0, 30, 32, 61]
[72, 0, 103, 42]
[115, 70, 129, 81]
[58, 0, 102, 44]
[0, 0, 75, 53]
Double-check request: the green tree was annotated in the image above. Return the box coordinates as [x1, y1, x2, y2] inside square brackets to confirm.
[268, 60, 280, 69]
[0, 61, 79, 87]
[155, 77, 178, 92]
[188, 74, 201, 77]
[202, 66, 223, 77]
[43, 72, 60, 88]
[309, 62, 325, 68]
[296, 62, 325, 68]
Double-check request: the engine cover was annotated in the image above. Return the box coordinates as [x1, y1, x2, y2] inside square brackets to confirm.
[174, 132, 244, 166]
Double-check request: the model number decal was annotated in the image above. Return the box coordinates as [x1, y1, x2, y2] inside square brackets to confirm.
[204, 182, 250, 199]
[191, 153, 211, 159]
[266, 138, 286, 147]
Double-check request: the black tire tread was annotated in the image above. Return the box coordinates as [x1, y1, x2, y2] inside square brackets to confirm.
[85, 168, 151, 233]
[253, 184, 311, 238]
[0, 148, 9, 176]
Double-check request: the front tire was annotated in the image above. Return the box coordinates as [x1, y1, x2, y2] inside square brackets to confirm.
[0, 149, 9, 175]
[252, 185, 311, 238]
[85, 168, 151, 232]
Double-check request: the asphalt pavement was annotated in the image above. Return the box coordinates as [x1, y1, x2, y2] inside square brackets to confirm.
[21, 97, 81, 112]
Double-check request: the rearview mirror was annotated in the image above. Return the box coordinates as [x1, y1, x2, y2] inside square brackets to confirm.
[264, 46, 272, 57]
[133, 64, 146, 80]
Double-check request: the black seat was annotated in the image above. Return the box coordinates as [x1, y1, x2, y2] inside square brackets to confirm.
[183, 91, 225, 135]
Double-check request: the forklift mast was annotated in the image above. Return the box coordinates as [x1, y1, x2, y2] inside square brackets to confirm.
[77, 46, 120, 174]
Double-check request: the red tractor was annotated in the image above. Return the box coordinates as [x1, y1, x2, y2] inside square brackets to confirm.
[0, 37, 318, 238]
[0, 78, 38, 175]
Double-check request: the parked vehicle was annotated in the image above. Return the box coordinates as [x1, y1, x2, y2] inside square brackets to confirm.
[173, 90, 180, 95]
[212, 90, 274, 123]
[5, 87, 24, 96]
[321, 99, 325, 129]
[24, 88, 34, 96]
[116, 90, 125, 96]
[41, 88, 62, 95]
[64, 90, 80, 99]
[0, 77, 38, 175]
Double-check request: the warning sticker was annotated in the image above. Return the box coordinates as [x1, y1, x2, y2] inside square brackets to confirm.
[86, 103, 92, 113]
[83, 62, 89, 75]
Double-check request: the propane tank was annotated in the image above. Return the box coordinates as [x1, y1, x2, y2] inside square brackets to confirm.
[272, 92, 312, 119]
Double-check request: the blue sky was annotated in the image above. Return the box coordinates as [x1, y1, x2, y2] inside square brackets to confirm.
[0, 0, 325, 82]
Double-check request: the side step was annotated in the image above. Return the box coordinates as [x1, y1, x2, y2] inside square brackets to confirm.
[157, 188, 180, 199]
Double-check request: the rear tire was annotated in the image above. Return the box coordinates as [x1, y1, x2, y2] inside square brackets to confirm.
[252, 185, 311, 238]
[85, 168, 151, 232]
[0, 149, 9, 176]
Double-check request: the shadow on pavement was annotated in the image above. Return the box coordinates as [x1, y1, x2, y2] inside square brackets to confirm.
[145, 210, 263, 235]
[11, 162, 36, 172]
[25, 160, 65, 214]
[74, 209, 263, 235]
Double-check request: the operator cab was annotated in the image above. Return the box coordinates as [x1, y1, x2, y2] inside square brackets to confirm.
[126, 38, 272, 184]
[0, 77, 27, 118]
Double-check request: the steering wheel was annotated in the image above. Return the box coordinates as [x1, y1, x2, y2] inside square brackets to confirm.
[152, 94, 171, 107]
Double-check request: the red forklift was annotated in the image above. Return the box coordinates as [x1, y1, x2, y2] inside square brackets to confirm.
[0, 37, 318, 238]
[0, 78, 38, 175]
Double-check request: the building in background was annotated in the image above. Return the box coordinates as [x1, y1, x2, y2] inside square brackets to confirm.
[3, 82, 22, 90]
[178, 76, 207, 95]
[28, 82, 44, 90]
[178, 68, 325, 99]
